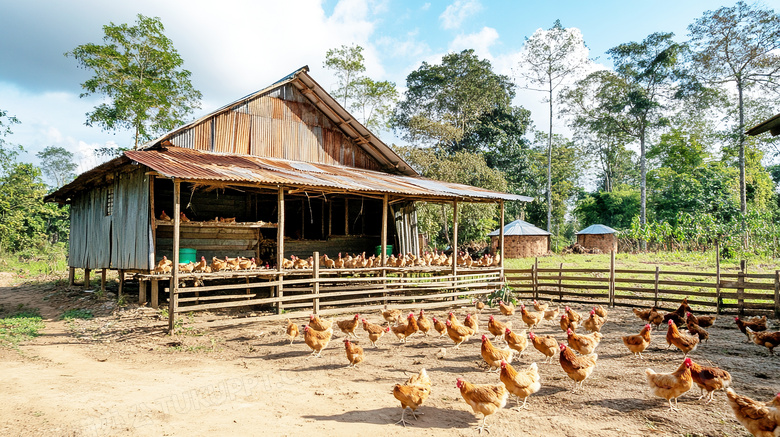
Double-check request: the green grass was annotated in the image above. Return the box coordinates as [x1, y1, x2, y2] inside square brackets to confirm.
[0, 305, 44, 347]
[59, 309, 93, 320]
[0, 245, 68, 279]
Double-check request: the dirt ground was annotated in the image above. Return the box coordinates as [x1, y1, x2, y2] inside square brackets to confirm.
[1, 279, 778, 437]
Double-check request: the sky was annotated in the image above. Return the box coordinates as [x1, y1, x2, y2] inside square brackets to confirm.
[1, 0, 775, 181]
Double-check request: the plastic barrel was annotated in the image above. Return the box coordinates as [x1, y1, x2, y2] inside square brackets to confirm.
[179, 248, 197, 264]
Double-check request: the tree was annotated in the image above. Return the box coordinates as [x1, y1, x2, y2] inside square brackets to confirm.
[324, 44, 366, 108]
[688, 1, 780, 214]
[66, 14, 202, 149]
[392, 49, 515, 152]
[36, 146, 77, 189]
[574, 188, 640, 230]
[519, 20, 590, 231]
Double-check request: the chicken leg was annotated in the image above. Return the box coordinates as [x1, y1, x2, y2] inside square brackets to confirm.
[477, 415, 491, 434]
[394, 407, 421, 427]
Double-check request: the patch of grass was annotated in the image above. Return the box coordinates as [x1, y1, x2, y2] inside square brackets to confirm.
[0, 305, 44, 346]
[59, 309, 93, 320]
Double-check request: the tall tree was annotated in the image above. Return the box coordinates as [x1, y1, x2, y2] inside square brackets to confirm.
[519, 20, 590, 231]
[66, 14, 202, 149]
[324, 44, 366, 108]
[36, 146, 77, 189]
[688, 1, 780, 214]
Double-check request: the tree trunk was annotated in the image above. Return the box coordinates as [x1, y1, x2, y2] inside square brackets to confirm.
[737, 79, 747, 248]
[547, 86, 553, 233]
[640, 128, 647, 251]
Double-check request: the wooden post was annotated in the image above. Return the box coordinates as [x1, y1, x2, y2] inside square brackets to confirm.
[168, 179, 181, 333]
[774, 270, 779, 319]
[68, 267, 75, 287]
[557, 262, 563, 302]
[100, 269, 107, 293]
[313, 251, 320, 314]
[277, 186, 285, 315]
[149, 175, 156, 265]
[715, 242, 722, 314]
[84, 269, 91, 290]
[533, 257, 539, 300]
[452, 200, 458, 300]
[737, 260, 746, 316]
[609, 250, 615, 307]
[117, 270, 124, 297]
[139, 280, 147, 304]
[344, 198, 349, 236]
[653, 266, 660, 308]
[381, 194, 388, 267]
[499, 200, 505, 279]
[151, 279, 159, 309]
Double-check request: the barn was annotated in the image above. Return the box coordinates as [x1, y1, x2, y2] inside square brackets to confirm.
[488, 219, 550, 258]
[45, 66, 530, 330]
[576, 224, 618, 254]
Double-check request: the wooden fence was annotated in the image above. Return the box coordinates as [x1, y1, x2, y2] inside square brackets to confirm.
[505, 253, 780, 317]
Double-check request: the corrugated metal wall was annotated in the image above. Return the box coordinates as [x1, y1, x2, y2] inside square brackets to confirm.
[68, 168, 151, 270]
[393, 202, 420, 256]
[168, 84, 382, 171]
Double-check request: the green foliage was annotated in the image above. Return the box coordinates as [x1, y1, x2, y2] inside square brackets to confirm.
[0, 305, 44, 347]
[59, 309, 94, 320]
[36, 146, 77, 189]
[487, 285, 518, 307]
[66, 14, 202, 148]
[574, 188, 640, 230]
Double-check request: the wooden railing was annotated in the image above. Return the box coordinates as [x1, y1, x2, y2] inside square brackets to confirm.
[505, 255, 780, 317]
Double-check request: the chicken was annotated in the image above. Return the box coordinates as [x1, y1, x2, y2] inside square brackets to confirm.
[504, 328, 527, 356]
[498, 300, 515, 316]
[529, 331, 558, 364]
[633, 307, 653, 322]
[285, 319, 299, 345]
[416, 310, 432, 336]
[558, 343, 598, 391]
[646, 357, 693, 411]
[178, 261, 194, 273]
[566, 328, 603, 355]
[179, 212, 190, 223]
[392, 368, 432, 427]
[499, 360, 541, 410]
[582, 310, 606, 333]
[431, 316, 446, 337]
[391, 313, 418, 343]
[487, 315, 511, 341]
[456, 377, 508, 434]
[736, 316, 768, 340]
[480, 335, 514, 372]
[381, 305, 402, 325]
[210, 256, 227, 272]
[158, 210, 171, 221]
[663, 299, 691, 326]
[154, 256, 173, 274]
[565, 306, 582, 324]
[520, 305, 543, 330]
[343, 338, 364, 368]
[666, 319, 699, 356]
[747, 328, 780, 356]
[532, 300, 549, 312]
[725, 388, 780, 437]
[649, 308, 664, 329]
[337, 314, 360, 338]
[225, 256, 240, 271]
[303, 325, 332, 357]
[474, 298, 485, 314]
[361, 318, 389, 347]
[237, 257, 256, 270]
[464, 313, 478, 335]
[689, 360, 732, 403]
[686, 319, 709, 343]
[686, 312, 716, 328]
[192, 256, 209, 273]
[622, 324, 652, 358]
[445, 319, 472, 348]
[560, 313, 578, 332]
[543, 307, 560, 321]
[593, 305, 607, 319]
[308, 314, 333, 331]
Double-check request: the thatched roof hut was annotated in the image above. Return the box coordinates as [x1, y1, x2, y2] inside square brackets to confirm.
[576, 224, 617, 254]
[488, 219, 550, 258]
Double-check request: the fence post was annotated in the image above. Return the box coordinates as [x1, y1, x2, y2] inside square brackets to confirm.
[533, 257, 539, 300]
[774, 270, 779, 319]
[737, 260, 746, 316]
[654, 266, 660, 308]
[558, 263, 563, 302]
[313, 251, 320, 315]
[715, 242, 722, 314]
[68, 267, 75, 287]
[609, 250, 615, 307]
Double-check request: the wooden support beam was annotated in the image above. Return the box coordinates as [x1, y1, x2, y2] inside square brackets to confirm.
[139, 280, 147, 304]
[169, 180, 181, 333]
[117, 270, 124, 297]
[381, 194, 388, 267]
[313, 251, 320, 314]
[151, 279, 159, 309]
[84, 269, 91, 290]
[68, 267, 75, 287]
[277, 186, 285, 315]
[499, 200, 505, 278]
[452, 200, 458, 277]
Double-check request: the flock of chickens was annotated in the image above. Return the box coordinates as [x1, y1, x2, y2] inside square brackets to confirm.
[283, 298, 780, 435]
[153, 255, 260, 274]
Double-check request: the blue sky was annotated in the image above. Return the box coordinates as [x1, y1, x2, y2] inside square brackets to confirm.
[0, 0, 775, 181]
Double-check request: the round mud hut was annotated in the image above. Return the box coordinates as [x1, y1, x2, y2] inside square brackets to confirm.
[489, 219, 550, 258]
[576, 224, 618, 254]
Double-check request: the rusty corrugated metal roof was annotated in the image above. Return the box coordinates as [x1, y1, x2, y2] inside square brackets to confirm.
[124, 147, 530, 202]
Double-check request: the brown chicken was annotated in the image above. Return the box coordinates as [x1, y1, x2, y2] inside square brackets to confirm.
[565, 306, 582, 324]
[529, 331, 558, 364]
[686, 319, 709, 343]
[646, 357, 693, 411]
[686, 312, 716, 328]
[747, 328, 780, 356]
[381, 305, 402, 325]
[178, 261, 194, 273]
[532, 300, 549, 312]
[725, 388, 780, 437]
[285, 319, 299, 345]
[179, 212, 190, 222]
[504, 328, 527, 356]
[689, 360, 732, 403]
[633, 307, 653, 321]
[544, 307, 560, 321]
[343, 338, 364, 368]
[308, 314, 333, 331]
[456, 377, 509, 434]
[582, 310, 606, 333]
[487, 315, 511, 340]
[498, 300, 515, 316]
[392, 368, 432, 427]
[666, 319, 699, 356]
[210, 256, 227, 272]
[445, 319, 473, 348]
[237, 257, 256, 270]
[593, 305, 607, 319]
[158, 210, 171, 221]
[559, 343, 598, 391]
[464, 313, 479, 335]
[663, 299, 692, 325]
[499, 360, 541, 410]
[431, 316, 446, 337]
[520, 305, 543, 330]
[474, 299, 485, 314]
[337, 314, 360, 338]
[736, 316, 768, 340]
[154, 256, 173, 274]
[192, 256, 210, 273]
[303, 325, 332, 357]
[417, 310, 432, 336]
[560, 313, 578, 332]
[634, 306, 663, 328]
[566, 328, 603, 355]
[391, 313, 418, 343]
[361, 318, 389, 347]
[481, 335, 514, 372]
[622, 324, 652, 358]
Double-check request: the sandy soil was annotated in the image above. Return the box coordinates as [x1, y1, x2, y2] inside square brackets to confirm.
[1, 280, 778, 437]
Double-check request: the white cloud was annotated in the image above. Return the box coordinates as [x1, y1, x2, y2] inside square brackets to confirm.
[448, 27, 499, 60]
[439, 0, 482, 30]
